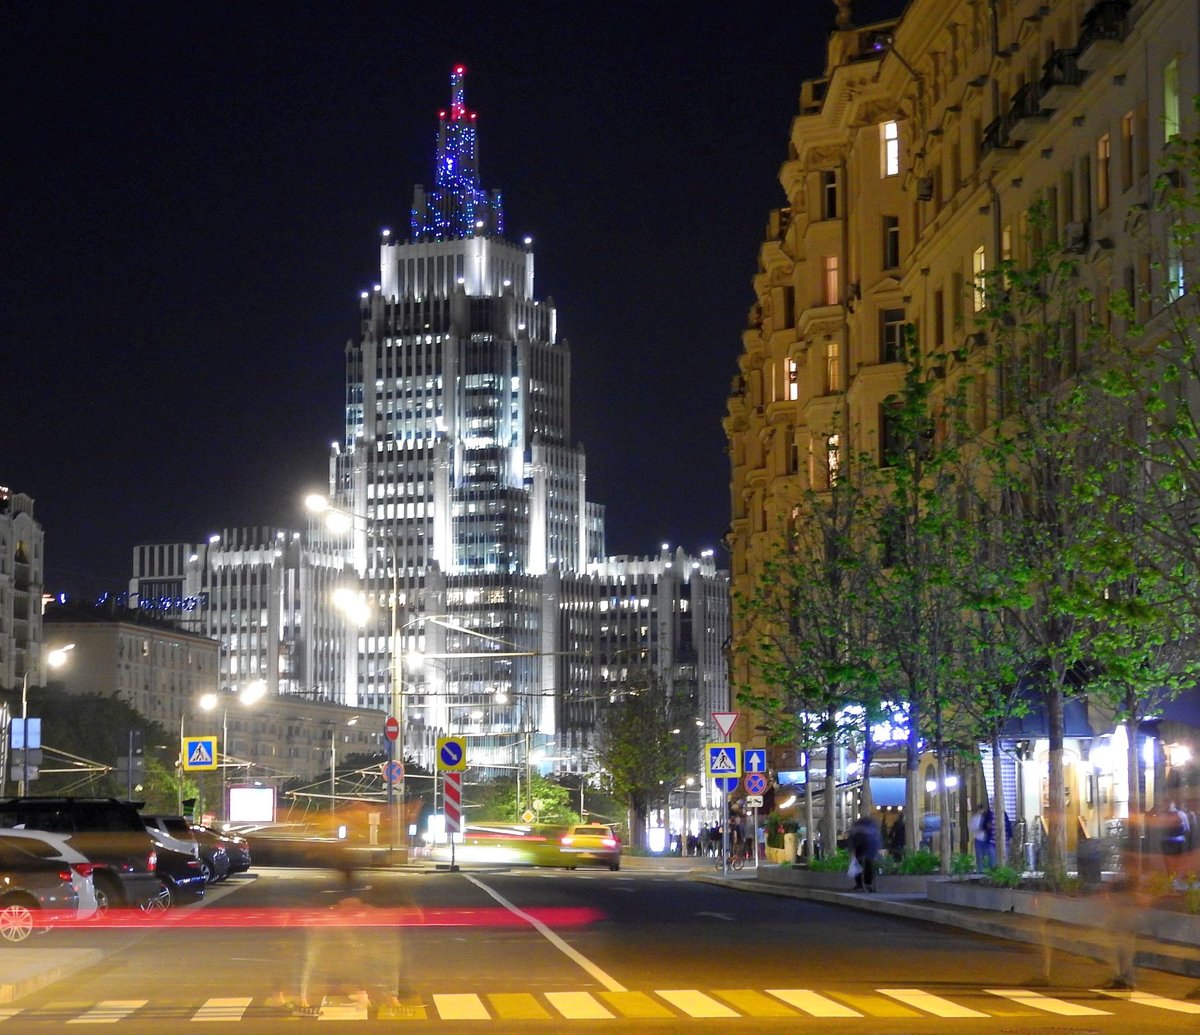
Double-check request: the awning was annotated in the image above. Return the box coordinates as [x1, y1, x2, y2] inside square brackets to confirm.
[869, 777, 906, 808]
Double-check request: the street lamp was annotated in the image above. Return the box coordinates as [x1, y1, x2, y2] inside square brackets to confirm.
[330, 716, 359, 818]
[18, 643, 74, 795]
[199, 679, 266, 821]
[307, 493, 405, 854]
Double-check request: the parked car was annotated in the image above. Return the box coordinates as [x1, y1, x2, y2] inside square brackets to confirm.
[210, 826, 252, 874]
[0, 837, 85, 943]
[559, 823, 621, 870]
[0, 797, 161, 909]
[146, 837, 206, 909]
[142, 814, 200, 860]
[187, 825, 230, 883]
[0, 830, 99, 920]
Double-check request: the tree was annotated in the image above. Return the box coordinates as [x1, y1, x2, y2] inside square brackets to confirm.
[595, 675, 695, 851]
[734, 453, 883, 859]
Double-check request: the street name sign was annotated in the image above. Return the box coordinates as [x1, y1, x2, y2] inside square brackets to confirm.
[436, 736, 467, 772]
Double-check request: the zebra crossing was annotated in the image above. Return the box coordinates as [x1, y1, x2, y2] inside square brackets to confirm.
[4, 986, 1199, 1023]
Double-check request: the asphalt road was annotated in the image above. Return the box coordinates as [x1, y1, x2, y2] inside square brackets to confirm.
[8, 865, 1200, 1031]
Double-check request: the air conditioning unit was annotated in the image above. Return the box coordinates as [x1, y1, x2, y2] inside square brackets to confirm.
[916, 176, 934, 201]
[1064, 221, 1088, 253]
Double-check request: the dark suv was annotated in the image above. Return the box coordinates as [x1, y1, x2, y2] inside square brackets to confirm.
[0, 797, 161, 909]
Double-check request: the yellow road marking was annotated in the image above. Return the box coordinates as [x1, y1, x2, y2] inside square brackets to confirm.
[986, 989, 1109, 1016]
[545, 992, 613, 1019]
[878, 988, 989, 1018]
[767, 989, 863, 1017]
[656, 990, 739, 1018]
[487, 993, 551, 1020]
[596, 991, 675, 1018]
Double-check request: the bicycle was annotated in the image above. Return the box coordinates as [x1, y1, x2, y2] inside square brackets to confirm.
[714, 852, 745, 872]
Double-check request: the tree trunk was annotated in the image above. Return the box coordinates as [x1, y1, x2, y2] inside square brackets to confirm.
[803, 749, 815, 862]
[1124, 701, 1143, 878]
[905, 698, 921, 855]
[936, 748, 952, 874]
[1046, 684, 1067, 877]
[822, 726, 837, 856]
[858, 722, 874, 817]
[991, 732, 1007, 866]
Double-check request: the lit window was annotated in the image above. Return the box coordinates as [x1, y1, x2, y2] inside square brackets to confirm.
[826, 433, 842, 485]
[972, 245, 987, 312]
[881, 121, 900, 177]
[1097, 133, 1111, 211]
[826, 341, 841, 393]
[822, 255, 840, 305]
[787, 358, 799, 400]
[1164, 58, 1180, 141]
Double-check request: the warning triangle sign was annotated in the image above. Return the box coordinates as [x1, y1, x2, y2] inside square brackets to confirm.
[188, 742, 213, 765]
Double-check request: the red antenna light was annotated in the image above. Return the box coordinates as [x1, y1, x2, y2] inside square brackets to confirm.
[455, 65, 465, 74]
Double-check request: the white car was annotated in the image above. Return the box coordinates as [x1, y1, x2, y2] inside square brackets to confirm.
[0, 830, 99, 919]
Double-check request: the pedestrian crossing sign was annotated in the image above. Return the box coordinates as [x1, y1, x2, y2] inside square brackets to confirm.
[706, 741, 740, 778]
[182, 736, 218, 772]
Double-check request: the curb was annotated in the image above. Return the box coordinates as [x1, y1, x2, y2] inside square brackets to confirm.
[695, 874, 1200, 980]
[0, 948, 104, 1005]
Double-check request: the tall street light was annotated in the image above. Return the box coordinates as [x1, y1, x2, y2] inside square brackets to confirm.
[307, 493, 406, 854]
[199, 679, 266, 822]
[19, 643, 74, 795]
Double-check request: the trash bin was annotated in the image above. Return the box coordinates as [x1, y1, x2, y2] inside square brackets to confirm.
[1077, 837, 1103, 886]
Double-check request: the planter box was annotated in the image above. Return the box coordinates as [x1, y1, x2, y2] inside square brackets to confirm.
[757, 866, 932, 895]
[927, 878, 1200, 947]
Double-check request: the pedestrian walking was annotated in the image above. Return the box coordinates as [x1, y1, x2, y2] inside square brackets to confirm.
[847, 814, 881, 892]
[1162, 800, 1190, 879]
[970, 803, 996, 871]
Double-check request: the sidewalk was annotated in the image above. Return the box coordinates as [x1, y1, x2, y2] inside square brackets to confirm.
[696, 868, 1200, 981]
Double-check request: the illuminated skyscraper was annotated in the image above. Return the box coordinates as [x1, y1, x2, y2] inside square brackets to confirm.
[326, 67, 606, 770]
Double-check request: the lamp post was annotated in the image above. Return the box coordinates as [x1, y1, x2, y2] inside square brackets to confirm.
[330, 716, 359, 818]
[19, 643, 74, 795]
[200, 680, 266, 822]
[308, 493, 406, 854]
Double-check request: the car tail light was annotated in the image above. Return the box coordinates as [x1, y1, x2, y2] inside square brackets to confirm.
[147, 850, 157, 871]
[70, 863, 98, 878]
[602, 838, 617, 848]
[58, 868, 74, 882]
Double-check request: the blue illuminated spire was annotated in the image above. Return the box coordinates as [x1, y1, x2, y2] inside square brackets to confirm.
[410, 66, 505, 241]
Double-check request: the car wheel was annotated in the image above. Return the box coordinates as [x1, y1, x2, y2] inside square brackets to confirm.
[0, 897, 37, 944]
[141, 881, 172, 913]
[610, 860, 620, 871]
[199, 861, 214, 884]
[93, 875, 122, 914]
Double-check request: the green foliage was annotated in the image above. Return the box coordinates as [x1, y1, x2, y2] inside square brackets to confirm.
[1184, 878, 1200, 916]
[950, 852, 976, 875]
[807, 849, 850, 873]
[595, 674, 696, 848]
[897, 849, 941, 875]
[471, 773, 581, 826]
[983, 865, 1023, 889]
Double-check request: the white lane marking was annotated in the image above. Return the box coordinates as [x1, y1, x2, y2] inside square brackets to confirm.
[878, 988, 989, 1018]
[656, 990, 739, 1018]
[68, 1000, 148, 1024]
[0, 1011, 20, 1024]
[545, 992, 614, 1019]
[986, 989, 1110, 1016]
[190, 997, 253, 1022]
[1093, 989, 1200, 1014]
[462, 873, 626, 992]
[433, 993, 490, 1020]
[767, 989, 862, 1017]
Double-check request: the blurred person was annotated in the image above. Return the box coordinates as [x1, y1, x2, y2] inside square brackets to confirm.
[1161, 800, 1190, 879]
[848, 814, 881, 892]
[888, 813, 905, 860]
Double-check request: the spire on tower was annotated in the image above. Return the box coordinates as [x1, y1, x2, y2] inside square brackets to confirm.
[410, 65, 504, 241]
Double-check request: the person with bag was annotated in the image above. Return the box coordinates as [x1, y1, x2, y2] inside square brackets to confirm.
[847, 814, 881, 892]
[1162, 800, 1190, 879]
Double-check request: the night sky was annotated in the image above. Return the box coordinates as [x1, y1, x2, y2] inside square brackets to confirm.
[4, 1, 907, 597]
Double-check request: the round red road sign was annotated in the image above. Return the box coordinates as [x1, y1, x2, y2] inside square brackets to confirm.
[384, 716, 399, 741]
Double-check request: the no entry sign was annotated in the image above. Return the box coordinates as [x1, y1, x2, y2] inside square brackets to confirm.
[384, 716, 399, 741]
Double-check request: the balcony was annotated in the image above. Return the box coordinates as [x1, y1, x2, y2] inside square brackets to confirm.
[1077, 0, 1131, 71]
[1040, 48, 1085, 107]
[1009, 81, 1050, 138]
[980, 112, 1021, 171]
